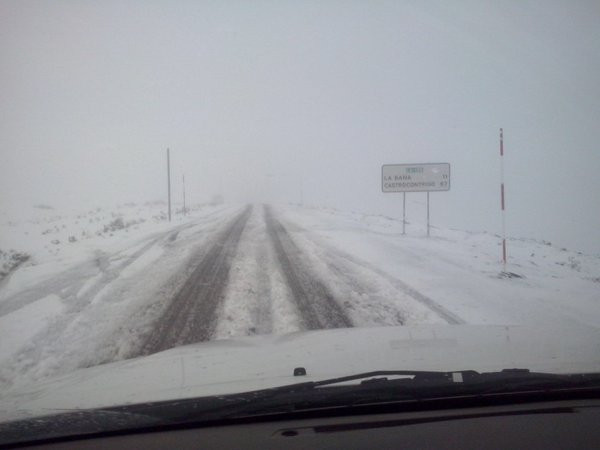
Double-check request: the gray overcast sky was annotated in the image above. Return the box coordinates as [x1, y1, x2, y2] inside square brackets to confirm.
[1, 0, 599, 253]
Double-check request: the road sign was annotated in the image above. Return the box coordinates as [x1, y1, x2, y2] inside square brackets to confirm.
[382, 163, 450, 192]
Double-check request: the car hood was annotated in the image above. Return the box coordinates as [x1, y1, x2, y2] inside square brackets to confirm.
[1, 324, 599, 422]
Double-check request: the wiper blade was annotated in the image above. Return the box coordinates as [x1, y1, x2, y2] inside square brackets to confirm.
[134, 369, 600, 422]
[288, 369, 478, 390]
[2, 369, 600, 447]
[204, 369, 600, 418]
[270, 368, 600, 392]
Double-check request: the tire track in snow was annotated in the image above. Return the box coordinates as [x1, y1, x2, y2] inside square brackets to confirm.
[212, 206, 276, 339]
[214, 205, 313, 340]
[0, 206, 245, 391]
[0, 205, 235, 319]
[264, 206, 352, 330]
[277, 217, 465, 325]
[0, 209, 242, 386]
[140, 205, 252, 355]
[253, 233, 274, 334]
[325, 247, 464, 325]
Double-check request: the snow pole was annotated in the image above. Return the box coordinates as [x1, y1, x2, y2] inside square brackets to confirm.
[500, 128, 506, 272]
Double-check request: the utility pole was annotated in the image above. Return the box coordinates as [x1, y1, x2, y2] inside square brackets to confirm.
[167, 148, 171, 222]
[182, 174, 186, 216]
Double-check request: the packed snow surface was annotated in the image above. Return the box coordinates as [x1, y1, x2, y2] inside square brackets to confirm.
[0, 202, 598, 394]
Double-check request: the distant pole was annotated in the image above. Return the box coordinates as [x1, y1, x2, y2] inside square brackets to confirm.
[167, 148, 171, 222]
[402, 192, 406, 235]
[182, 174, 186, 216]
[426, 191, 430, 237]
[500, 128, 507, 271]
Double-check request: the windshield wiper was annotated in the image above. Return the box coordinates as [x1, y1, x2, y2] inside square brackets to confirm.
[102, 369, 600, 424]
[278, 369, 479, 389]
[200, 369, 599, 417]
[2, 369, 600, 448]
[284, 368, 600, 391]
[218, 368, 600, 399]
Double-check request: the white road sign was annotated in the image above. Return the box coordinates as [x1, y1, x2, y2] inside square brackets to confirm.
[382, 163, 450, 192]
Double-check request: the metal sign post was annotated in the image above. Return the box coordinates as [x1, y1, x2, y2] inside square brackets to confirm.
[182, 174, 186, 216]
[167, 148, 171, 222]
[382, 163, 450, 237]
[402, 192, 406, 235]
[427, 191, 430, 237]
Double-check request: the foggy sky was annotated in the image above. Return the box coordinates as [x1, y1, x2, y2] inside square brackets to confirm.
[1, 0, 599, 254]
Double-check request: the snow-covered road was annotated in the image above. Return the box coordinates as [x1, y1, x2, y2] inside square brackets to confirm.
[140, 206, 253, 355]
[1, 203, 599, 392]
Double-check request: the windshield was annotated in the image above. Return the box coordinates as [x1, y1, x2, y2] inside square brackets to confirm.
[1, 0, 599, 435]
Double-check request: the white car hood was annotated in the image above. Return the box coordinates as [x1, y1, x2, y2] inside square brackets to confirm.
[1, 324, 599, 422]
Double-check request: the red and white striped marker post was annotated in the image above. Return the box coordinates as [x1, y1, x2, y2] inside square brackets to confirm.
[500, 128, 507, 272]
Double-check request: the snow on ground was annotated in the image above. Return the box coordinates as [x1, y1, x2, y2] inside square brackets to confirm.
[1, 202, 181, 295]
[214, 207, 303, 340]
[0, 202, 242, 392]
[276, 204, 600, 330]
[0, 294, 63, 362]
[0, 201, 599, 394]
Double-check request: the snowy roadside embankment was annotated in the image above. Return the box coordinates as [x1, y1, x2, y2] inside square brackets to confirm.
[0, 202, 200, 292]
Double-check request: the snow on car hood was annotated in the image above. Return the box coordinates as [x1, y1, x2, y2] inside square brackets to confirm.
[1, 324, 599, 422]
